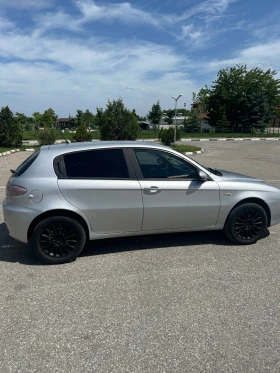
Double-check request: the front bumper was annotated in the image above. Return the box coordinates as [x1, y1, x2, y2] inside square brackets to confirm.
[3, 200, 42, 243]
[269, 198, 280, 227]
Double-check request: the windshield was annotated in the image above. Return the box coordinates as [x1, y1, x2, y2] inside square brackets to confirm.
[188, 158, 223, 176]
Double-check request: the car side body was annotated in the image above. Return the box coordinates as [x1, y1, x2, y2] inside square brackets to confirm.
[3, 141, 280, 263]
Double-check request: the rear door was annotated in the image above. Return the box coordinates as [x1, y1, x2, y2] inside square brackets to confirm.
[57, 148, 143, 234]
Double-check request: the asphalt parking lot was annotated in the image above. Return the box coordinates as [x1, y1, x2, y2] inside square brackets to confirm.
[0, 141, 280, 373]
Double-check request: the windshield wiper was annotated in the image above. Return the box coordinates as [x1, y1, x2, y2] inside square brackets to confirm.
[207, 167, 222, 176]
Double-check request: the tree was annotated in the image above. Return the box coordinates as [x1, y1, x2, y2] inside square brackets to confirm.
[73, 123, 93, 142]
[95, 108, 103, 128]
[215, 106, 231, 132]
[44, 108, 58, 127]
[15, 112, 27, 132]
[33, 108, 58, 129]
[34, 108, 58, 145]
[0, 106, 22, 147]
[83, 109, 95, 129]
[164, 109, 174, 124]
[198, 65, 280, 131]
[241, 91, 272, 132]
[33, 112, 42, 130]
[148, 100, 162, 130]
[99, 99, 138, 140]
[76, 109, 95, 129]
[185, 109, 201, 133]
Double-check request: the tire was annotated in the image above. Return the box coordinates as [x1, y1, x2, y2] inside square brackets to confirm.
[31, 216, 86, 264]
[223, 203, 268, 245]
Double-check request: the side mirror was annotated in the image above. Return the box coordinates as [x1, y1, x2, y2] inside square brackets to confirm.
[198, 170, 208, 182]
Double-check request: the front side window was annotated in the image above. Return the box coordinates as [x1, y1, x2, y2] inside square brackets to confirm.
[63, 148, 129, 179]
[134, 149, 198, 179]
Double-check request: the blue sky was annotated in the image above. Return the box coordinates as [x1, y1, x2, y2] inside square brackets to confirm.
[1, 0, 280, 117]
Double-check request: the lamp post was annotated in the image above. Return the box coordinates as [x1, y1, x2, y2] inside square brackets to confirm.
[172, 94, 183, 143]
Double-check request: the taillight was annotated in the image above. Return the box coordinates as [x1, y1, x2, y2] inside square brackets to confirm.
[6, 184, 27, 196]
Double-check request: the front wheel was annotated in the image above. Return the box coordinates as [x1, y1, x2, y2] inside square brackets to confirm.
[31, 216, 86, 264]
[223, 203, 268, 245]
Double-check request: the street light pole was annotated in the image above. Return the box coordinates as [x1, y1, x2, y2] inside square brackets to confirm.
[172, 94, 183, 143]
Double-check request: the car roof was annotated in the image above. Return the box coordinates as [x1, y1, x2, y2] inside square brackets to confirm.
[41, 141, 170, 157]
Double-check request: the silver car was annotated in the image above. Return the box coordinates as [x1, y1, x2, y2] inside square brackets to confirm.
[3, 141, 280, 264]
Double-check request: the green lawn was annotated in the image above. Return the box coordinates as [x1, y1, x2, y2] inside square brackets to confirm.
[0, 147, 14, 152]
[171, 145, 201, 153]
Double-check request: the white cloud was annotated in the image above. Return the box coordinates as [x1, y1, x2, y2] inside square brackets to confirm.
[0, 25, 197, 115]
[74, 0, 159, 27]
[20, 0, 244, 53]
[169, 0, 242, 48]
[179, 24, 203, 43]
[181, 24, 194, 39]
[1, 0, 279, 117]
[206, 41, 280, 74]
[33, 11, 82, 33]
[176, 0, 240, 23]
[0, 16, 15, 30]
[0, 58, 197, 116]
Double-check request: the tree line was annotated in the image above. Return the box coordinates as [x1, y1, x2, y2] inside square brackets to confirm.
[1, 64, 280, 147]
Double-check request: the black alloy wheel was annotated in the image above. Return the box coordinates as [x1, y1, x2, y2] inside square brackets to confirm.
[224, 203, 268, 245]
[31, 216, 86, 264]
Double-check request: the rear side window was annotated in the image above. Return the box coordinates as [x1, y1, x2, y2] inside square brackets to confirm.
[14, 150, 40, 176]
[63, 148, 129, 179]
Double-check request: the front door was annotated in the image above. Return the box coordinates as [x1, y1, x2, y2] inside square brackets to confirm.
[132, 148, 220, 231]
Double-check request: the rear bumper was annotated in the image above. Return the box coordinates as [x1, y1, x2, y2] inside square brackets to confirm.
[3, 201, 42, 243]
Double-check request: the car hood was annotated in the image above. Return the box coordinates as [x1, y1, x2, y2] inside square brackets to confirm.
[216, 169, 264, 183]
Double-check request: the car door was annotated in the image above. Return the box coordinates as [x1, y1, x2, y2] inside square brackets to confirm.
[131, 148, 220, 231]
[57, 148, 143, 234]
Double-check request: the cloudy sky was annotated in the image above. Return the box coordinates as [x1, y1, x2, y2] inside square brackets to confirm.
[1, 0, 280, 117]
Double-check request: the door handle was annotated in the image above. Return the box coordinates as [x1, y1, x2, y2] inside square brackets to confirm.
[144, 186, 160, 194]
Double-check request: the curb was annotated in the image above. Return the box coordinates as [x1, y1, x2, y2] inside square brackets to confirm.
[0, 148, 35, 157]
[184, 137, 280, 142]
[0, 149, 20, 157]
[184, 149, 205, 156]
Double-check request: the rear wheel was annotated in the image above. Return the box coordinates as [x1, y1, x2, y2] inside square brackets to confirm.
[31, 216, 86, 264]
[224, 203, 268, 245]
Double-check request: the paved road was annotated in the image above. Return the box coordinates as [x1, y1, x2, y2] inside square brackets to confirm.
[0, 142, 280, 373]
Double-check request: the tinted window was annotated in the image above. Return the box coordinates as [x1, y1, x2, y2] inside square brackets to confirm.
[14, 150, 40, 176]
[134, 149, 197, 179]
[63, 149, 129, 179]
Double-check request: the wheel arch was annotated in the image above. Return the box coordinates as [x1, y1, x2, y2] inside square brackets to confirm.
[27, 209, 90, 242]
[225, 197, 271, 227]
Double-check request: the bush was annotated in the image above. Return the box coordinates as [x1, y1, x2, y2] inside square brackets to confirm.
[36, 129, 57, 146]
[158, 128, 181, 145]
[251, 127, 258, 136]
[72, 123, 93, 142]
